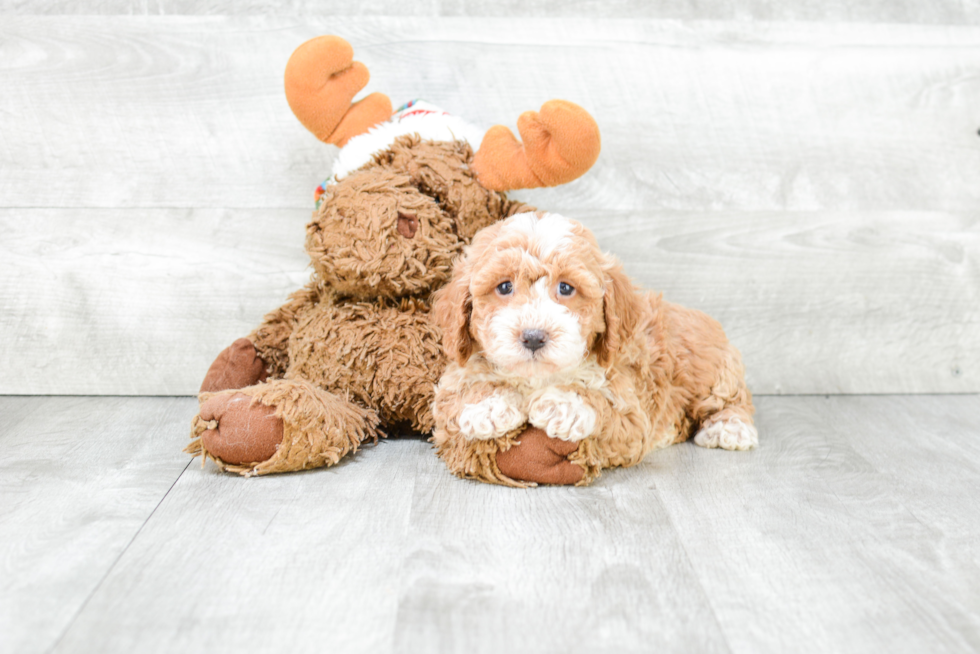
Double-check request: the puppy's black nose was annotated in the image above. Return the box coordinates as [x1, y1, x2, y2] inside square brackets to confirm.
[521, 329, 547, 352]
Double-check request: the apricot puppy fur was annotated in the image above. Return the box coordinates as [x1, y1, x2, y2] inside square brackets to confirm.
[431, 212, 757, 486]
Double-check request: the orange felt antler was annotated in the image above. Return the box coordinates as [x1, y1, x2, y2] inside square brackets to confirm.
[284, 35, 392, 147]
[471, 100, 601, 191]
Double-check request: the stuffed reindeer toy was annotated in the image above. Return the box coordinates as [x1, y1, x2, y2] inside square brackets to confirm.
[186, 35, 603, 478]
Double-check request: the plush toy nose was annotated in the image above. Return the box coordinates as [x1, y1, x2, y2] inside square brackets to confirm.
[521, 329, 547, 352]
[397, 211, 418, 239]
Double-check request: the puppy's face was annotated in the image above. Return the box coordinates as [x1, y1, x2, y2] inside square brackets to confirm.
[435, 212, 640, 378]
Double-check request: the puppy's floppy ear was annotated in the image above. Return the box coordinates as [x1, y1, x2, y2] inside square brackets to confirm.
[432, 256, 473, 366]
[595, 256, 645, 366]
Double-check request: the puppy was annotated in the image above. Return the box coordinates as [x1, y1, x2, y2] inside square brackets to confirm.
[431, 212, 757, 486]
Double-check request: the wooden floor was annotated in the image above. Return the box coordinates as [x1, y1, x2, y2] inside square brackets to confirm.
[1, 394, 978, 654]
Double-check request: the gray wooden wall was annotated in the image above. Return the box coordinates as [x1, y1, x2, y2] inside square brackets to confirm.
[1, 3, 978, 395]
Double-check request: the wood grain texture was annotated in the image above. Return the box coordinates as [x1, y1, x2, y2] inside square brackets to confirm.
[4, 0, 980, 24]
[8, 394, 970, 653]
[53, 427, 422, 654]
[1, 17, 978, 395]
[390, 442, 729, 654]
[0, 17, 978, 213]
[0, 207, 310, 395]
[593, 210, 980, 395]
[653, 394, 980, 654]
[0, 396, 192, 654]
[1, 208, 975, 395]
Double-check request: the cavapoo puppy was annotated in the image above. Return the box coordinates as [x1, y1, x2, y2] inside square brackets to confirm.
[431, 212, 757, 486]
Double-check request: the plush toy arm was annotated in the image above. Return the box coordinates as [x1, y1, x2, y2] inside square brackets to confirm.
[246, 283, 319, 380]
[471, 100, 601, 191]
[495, 427, 584, 485]
[199, 338, 269, 393]
[198, 285, 317, 394]
[284, 35, 392, 147]
[492, 385, 607, 486]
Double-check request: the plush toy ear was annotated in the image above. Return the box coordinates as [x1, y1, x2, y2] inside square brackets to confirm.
[432, 259, 474, 366]
[472, 100, 601, 192]
[595, 257, 644, 367]
[284, 35, 392, 147]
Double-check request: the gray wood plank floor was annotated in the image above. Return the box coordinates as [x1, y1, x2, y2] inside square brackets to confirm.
[0, 397, 191, 654]
[2, 395, 978, 654]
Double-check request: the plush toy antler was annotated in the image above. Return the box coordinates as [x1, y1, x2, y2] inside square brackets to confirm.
[472, 100, 601, 191]
[284, 35, 601, 188]
[284, 35, 392, 147]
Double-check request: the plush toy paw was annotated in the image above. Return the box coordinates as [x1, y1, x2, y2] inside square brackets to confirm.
[528, 389, 597, 441]
[190, 379, 381, 476]
[458, 392, 525, 440]
[199, 338, 269, 393]
[694, 417, 758, 451]
[496, 427, 584, 485]
[198, 392, 284, 465]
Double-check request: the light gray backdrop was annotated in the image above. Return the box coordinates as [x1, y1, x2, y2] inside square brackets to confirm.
[2, 3, 978, 396]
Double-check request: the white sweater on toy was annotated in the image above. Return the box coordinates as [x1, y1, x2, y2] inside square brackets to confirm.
[331, 100, 487, 180]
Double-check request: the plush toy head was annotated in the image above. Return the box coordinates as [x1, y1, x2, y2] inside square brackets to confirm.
[284, 35, 603, 302]
[306, 137, 524, 300]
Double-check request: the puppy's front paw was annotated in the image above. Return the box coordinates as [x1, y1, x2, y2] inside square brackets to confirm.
[528, 389, 596, 442]
[694, 417, 758, 451]
[458, 392, 526, 440]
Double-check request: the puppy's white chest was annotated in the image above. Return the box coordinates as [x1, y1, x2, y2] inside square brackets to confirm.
[496, 356, 610, 394]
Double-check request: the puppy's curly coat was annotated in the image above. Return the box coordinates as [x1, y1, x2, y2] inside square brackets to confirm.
[432, 212, 757, 486]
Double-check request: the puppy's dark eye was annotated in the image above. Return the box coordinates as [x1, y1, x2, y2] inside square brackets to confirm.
[496, 281, 513, 296]
[558, 282, 575, 297]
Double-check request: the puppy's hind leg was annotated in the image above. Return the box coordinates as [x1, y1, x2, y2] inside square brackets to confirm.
[693, 411, 758, 451]
[689, 345, 758, 451]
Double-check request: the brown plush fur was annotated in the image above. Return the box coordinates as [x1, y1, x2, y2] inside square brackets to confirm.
[431, 213, 756, 486]
[189, 378, 378, 475]
[188, 34, 607, 478]
[187, 136, 533, 475]
[307, 138, 517, 299]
